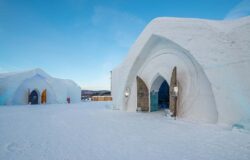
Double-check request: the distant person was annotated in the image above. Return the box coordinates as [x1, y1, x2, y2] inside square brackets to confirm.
[67, 97, 71, 104]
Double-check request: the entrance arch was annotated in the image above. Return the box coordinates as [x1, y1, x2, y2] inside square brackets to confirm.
[150, 75, 169, 112]
[29, 90, 39, 105]
[118, 34, 218, 122]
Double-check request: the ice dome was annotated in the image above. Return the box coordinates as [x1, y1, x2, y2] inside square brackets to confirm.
[0, 68, 81, 105]
[111, 16, 250, 129]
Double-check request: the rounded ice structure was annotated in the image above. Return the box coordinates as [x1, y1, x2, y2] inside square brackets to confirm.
[111, 16, 250, 127]
[0, 68, 81, 105]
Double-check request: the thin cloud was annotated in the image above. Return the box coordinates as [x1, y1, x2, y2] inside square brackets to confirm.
[225, 0, 250, 20]
[0, 67, 5, 73]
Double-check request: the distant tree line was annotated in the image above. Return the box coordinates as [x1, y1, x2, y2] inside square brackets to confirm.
[81, 90, 111, 100]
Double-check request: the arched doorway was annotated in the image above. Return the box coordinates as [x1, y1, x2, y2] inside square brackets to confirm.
[41, 89, 46, 104]
[150, 76, 169, 112]
[137, 76, 149, 111]
[29, 90, 38, 105]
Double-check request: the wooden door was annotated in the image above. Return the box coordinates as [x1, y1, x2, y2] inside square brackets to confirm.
[137, 76, 149, 112]
[41, 89, 47, 104]
[169, 67, 177, 117]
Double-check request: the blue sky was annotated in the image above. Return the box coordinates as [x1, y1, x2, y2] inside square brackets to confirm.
[0, 0, 249, 90]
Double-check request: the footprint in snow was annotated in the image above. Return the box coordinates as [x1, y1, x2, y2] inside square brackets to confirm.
[6, 142, 25, 153]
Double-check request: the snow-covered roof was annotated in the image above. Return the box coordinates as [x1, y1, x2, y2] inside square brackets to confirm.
[122, 16, 250, 70]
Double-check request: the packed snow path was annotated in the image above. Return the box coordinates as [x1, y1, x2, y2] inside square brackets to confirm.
[0, 102, 250, 160]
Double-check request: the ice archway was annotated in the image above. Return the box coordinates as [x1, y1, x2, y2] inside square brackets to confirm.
[111, 17, 250, 128]
[112, 34, 218, 123]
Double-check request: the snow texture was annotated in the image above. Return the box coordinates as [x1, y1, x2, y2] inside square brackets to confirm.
[0, 102, 249, 160]
[111, 16, 250, 129]
[0, 68, 81, 105]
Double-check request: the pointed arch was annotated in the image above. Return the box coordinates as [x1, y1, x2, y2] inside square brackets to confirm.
[150, 74, 170, 112]
[150, 74, 166, 92]
[29, 89, 39, 105]
[120, 34, 218, 123]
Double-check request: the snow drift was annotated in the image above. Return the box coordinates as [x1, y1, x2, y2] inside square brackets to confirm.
[111, 16, 250, 129]
[0, 68, 81, 105]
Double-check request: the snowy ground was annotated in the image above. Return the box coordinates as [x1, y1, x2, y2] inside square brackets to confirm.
[0, 102, 250, 160]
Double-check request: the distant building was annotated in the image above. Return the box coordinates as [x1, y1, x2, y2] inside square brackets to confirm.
[81, 90, 111, 100]
[0, 68, 81, 105]
[92, 96, 112, 101]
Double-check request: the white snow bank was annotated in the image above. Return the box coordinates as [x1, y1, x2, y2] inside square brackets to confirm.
[0, 102, 249, 160]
